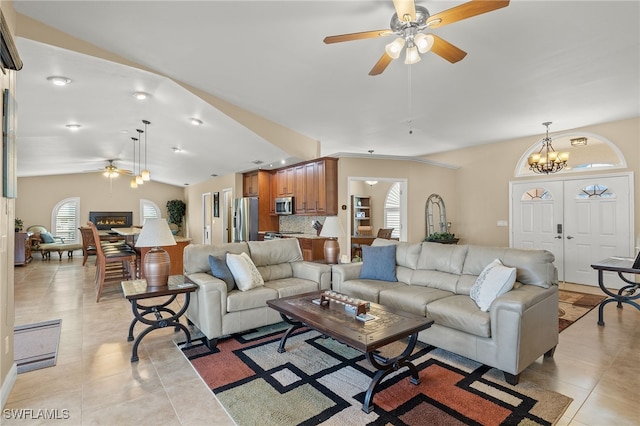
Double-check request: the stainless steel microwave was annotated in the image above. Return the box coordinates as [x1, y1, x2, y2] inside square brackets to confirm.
[275, 197, 294, 215]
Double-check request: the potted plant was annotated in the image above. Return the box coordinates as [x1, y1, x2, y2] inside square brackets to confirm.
[15, 218, 23, 232]
[166, 200, 186, 231]
[425, 232, 459, 245]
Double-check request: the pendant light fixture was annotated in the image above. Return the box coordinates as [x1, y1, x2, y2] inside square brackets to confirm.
[130, 137, 138, 188]
[528, 122, 570, 174]
[135, 129, 144, 185]
[141, 120, 151, 181]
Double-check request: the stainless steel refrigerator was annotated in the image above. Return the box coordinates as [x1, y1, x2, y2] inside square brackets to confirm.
[232, 197, 259, 242]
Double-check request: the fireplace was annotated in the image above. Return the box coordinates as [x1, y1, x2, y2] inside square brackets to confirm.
[89, 211, 133, 230]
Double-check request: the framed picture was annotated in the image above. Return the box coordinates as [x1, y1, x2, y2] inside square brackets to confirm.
[3, 89, 17, 198]
[213, 192, 219, 217]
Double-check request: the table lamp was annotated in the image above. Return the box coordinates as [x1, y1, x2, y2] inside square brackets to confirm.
[320, 216, 344, 264]
[135, 218, 177, 288]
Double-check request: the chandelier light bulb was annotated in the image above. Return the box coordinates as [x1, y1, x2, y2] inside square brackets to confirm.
[385, 38, 406, 59]
[414, 33, 434, 54]
[404, 46, 421, 64]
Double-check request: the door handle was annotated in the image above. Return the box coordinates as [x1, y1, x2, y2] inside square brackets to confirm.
[566, 236, 574, 239]
[554, 236, 562, 239]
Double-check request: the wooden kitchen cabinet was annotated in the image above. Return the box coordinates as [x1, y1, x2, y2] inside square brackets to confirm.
[243, 170, 279, 231]
[275, 168, 294, 197]
[242, 171, 259, 197]
[296, 237, 328, 262]
[292, 158, 338, 215]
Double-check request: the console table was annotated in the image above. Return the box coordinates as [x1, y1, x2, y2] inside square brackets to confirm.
[590, 257, 640, 326]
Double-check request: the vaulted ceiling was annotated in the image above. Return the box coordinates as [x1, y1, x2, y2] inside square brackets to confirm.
[12, 1, 640, 187]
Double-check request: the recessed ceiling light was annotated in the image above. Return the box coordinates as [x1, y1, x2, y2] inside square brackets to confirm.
[172, 147, 183, 153]
[65, 124, 81, 130]
[47, 76, 72, 86]
[132, 92, 150, 100]
[190, 118, 203, 126]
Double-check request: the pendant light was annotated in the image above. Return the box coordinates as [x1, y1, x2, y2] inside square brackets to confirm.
[135, 129, 144, 185]
[130, 137, 138, 188]
[141, 120, 151, 181]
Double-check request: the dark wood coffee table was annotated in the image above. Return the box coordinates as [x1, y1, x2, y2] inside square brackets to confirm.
[267, 291, 433, 413]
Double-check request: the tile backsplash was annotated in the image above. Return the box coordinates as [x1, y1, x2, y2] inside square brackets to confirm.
[279, 215, 328, 234]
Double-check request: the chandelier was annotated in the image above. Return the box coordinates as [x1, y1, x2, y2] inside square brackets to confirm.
[528, 122, 570, 174]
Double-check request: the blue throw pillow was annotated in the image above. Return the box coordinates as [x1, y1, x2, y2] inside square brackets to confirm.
[209, 254, 236, 292]
[359, 244, 397, 282]
[40, 232, 55, 244]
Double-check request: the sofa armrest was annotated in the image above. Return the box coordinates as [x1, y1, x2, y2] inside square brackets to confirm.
[185, 272, 228, 340]
[488, 284, 559, 373]
[291, 261, 332, 290]
[331, 263, 363, 293]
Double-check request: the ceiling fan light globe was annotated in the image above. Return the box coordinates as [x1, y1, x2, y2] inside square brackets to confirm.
[385, 37, 405, 59]
[404, 46, 421, 64]
[414, 33, 434, 53]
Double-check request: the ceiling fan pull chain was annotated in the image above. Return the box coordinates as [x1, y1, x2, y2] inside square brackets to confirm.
[407, 65, 413, 135]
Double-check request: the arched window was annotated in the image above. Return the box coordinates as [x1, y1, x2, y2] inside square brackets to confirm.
[384, 182, 401, 239]
[51, 197, 80, 242]
[576, 184, 615, 199]
[521, 187, 553, 201]
[140, 199, 161, 225]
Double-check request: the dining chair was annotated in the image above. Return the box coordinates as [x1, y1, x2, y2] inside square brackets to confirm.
[87, 222, 137, 302]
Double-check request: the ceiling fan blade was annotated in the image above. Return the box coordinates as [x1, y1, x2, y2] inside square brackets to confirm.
[323, 29, 392, 44]
[426, 0, 509, 29]
[429, 35, 467, 63]
[393, 0, 417, 22]
[369, 52, 394, 76]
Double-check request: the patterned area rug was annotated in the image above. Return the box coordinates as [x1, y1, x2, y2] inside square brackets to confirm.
[558, 289, 606, 332]
[14, 319, 61, 374]
[181, 324, 572, 425]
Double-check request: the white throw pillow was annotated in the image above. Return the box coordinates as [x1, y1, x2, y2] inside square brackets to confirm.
[470, 258, 517, 312]
[226, 252, 264, 291]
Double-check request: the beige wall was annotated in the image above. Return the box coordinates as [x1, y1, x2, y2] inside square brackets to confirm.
[1, 0, 17, 408]
[16, 173, 185, 236]
[424, 117, 640, 247]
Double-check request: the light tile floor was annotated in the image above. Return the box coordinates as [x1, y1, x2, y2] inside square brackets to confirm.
[4, 256, 639, 425]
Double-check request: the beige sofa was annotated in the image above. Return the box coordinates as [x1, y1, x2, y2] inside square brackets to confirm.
[331, 240, 559, 384]
[184, 238, 331, 349]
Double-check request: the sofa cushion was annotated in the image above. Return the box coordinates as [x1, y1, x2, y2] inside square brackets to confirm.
[360, 244, 397, 282]
[372, 239, 421, 270]
[427, 295, 491, 338]
[379, 285, 454, 318]
[417, 242, 468, 274]
[264, 277, 320, 298]
[209, 254, 235, 292]
[470, 259, 516, 311]
[226, 286, 278, 312]
[248, 239, 303, 267]
[340, 279, 404, 303]
[227, 252, 264, 291]
[409, 269, 460, 293]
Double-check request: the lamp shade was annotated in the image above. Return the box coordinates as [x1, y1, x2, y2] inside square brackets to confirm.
[135, 218, 177, 248]
[135, 218, 176, 289]
[320, 217, 344, 239]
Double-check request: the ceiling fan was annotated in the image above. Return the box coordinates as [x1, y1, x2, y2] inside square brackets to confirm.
[98, 160, 132, 178]
[323, 0, 510, 75]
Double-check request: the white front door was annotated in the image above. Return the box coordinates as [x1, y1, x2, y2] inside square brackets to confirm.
[511, 173, 633, 287]
[563, 175, 632, 286]
[511, 181, 565, 279]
